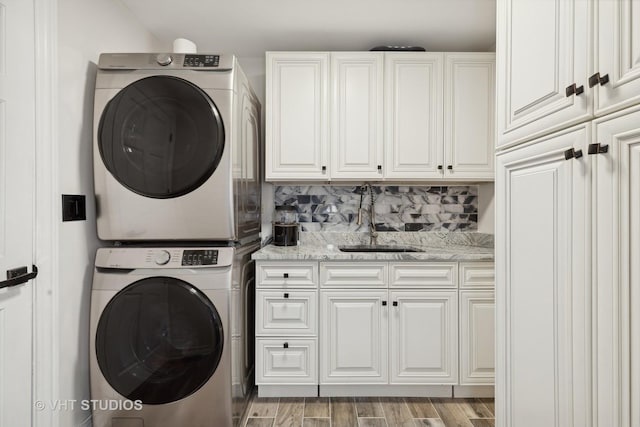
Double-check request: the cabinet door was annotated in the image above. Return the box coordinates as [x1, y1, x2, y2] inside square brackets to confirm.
[384, 52, 443, 179]
[444, 53, 495, 180]
[592, 107, 640, 427]
[496, 0, 590, 148]
[330, 52, 384, 180]
[496, 125, 590, 427]
[389, 291, 458, 384]
[459, 290, 494, 385]
[320, 290, 388, 384]
[594, 1, 640, 116]
[265, 52, 329, 180]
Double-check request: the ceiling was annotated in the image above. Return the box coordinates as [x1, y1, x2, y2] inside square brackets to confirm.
[119, 0, 497, 58]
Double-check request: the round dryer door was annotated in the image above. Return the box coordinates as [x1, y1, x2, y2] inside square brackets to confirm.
[98, 75, 225, 199]
[95, 277, 224, 405]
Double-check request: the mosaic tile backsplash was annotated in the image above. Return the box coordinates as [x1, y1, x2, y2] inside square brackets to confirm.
[274, 185, 478, 232]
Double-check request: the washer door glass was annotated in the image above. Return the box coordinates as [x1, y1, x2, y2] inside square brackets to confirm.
[95, 277, 224, 405]
[98, 75, 225, 198]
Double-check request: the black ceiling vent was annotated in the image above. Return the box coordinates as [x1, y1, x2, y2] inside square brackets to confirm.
[369, 46, 426, 52]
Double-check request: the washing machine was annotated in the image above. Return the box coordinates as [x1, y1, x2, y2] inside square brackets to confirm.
[93, 53, 261, 242]
[90, 246, 252, 427]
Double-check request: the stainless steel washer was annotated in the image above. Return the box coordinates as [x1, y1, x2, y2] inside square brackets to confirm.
[90, 246, 246, 427]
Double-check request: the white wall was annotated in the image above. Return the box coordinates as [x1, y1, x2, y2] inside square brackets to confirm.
[57, 1, 163, 425]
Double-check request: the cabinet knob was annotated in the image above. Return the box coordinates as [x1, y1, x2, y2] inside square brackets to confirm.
[283, 273, 289, 278]
[392, 301, 398, 307]
[284, 293, 289, 298]
[437, 165, 443, 170]
[377, 165, 382, 172]
[588, 143, 609, 155]
[564, 148, 583, 160]
[321, 166, 327, 173]
[283, 342, 289, 349]
[565, 83, 584, 97]
[382, 300, 387, 306]
[589, 72, 610, 88]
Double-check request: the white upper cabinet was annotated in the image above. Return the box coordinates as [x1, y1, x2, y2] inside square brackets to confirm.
[330, 52, 384, 180]
[266, 52, 329, 180]
[497, 0, 640, 149]
[496, 0, 590, 149]
[266, 51, 494, 181]
[594, 0, 640, 116]
[444, 53, 495, 179]
[384, 52, 444, 180]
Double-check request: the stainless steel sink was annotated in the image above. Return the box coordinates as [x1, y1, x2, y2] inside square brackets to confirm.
[338, 244, 424, 253]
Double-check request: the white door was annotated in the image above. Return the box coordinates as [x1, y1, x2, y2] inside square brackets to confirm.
[592, 107, 640, 427]
[496, 0, 590, 148]
[330, 52, 384, 180]
[444, 53, 495, 180]
[0, 0, 36, 425]
[384, 52, 443, 179]
[496, 124, 590, 427]
[265, 52, 329, 180]
[459, 290, 495, 385]
[389, 290, 457, 384]
[320, 290, 388, 384]
[594, 0, 640, 116]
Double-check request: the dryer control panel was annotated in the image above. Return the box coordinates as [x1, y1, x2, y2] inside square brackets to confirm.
[95, 247, 234, 269]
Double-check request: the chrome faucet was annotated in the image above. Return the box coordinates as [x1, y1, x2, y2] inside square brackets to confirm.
[367, 183, 378, 246]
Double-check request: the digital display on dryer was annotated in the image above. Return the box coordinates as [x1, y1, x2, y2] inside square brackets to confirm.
[182, 250, 218, 266]
[183, 55, 220, 67]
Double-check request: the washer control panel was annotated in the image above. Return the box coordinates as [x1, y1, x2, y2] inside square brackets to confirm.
[183, 54, 220, 67]
[95, 247, 233, 269]
[182, 249, 218, 266]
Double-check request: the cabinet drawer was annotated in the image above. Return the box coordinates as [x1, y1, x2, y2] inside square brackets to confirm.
[389, 262, 457, 288]
[459, 262, 495, 288]
[320, 262, 387, 287]
[256, 290, 317, 335]
[256, 339, 317, 384]
[257, 261, 318, 288]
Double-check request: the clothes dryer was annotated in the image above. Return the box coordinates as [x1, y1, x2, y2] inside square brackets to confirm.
[90, 246, 251, 427]
[93, 53, 261, 241]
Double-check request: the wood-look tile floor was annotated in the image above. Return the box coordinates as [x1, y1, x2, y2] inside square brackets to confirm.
[243, 396, 495, 427]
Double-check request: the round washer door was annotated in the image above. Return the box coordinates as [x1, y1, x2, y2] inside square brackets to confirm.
[98, 75, 225, 199]
[95, 277, 224, 405]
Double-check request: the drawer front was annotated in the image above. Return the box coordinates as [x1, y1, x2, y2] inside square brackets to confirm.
[459, 262, 495, 288]
[256, 339, 317, 384]
[389, 262, 457, 288]
[256, 290, 317, 335]
[320, 262, 388, 288]
[257, 261, 318, 288]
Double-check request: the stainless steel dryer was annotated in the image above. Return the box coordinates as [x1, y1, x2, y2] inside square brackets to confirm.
[90, 245, 257, 427]
[93, 53, 261, 241]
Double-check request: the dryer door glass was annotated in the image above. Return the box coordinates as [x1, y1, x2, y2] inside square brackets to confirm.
[98, 75, 225, 199]
[95, 277, 224, 404]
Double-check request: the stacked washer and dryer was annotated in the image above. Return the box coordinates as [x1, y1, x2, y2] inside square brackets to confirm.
[89, 53, 262, 427]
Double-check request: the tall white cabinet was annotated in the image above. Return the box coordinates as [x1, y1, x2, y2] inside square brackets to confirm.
[497, 0, 640, 425]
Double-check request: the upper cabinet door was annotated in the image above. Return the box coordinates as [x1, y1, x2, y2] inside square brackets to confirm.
[444, 53, 495, 180]
[384, 53, 444, 179]
[266, 52, 329, 180]
[330, 52, 384, 180]
[496, 0, 590, 149]
[594, 0, 640, 116]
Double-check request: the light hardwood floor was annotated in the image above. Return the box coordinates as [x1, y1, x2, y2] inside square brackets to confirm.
[243, 396, 495, 427]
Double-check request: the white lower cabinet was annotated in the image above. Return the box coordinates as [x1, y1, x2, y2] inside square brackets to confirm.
[320, 290, 388, 384]
[256, 260, 494, 397]
[390, 290, 458, 384]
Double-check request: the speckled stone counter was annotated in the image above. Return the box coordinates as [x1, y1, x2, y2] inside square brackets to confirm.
[252, 232, 494, 262]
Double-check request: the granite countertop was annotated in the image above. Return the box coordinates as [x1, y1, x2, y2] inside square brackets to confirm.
[252, 232, 494, 262]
